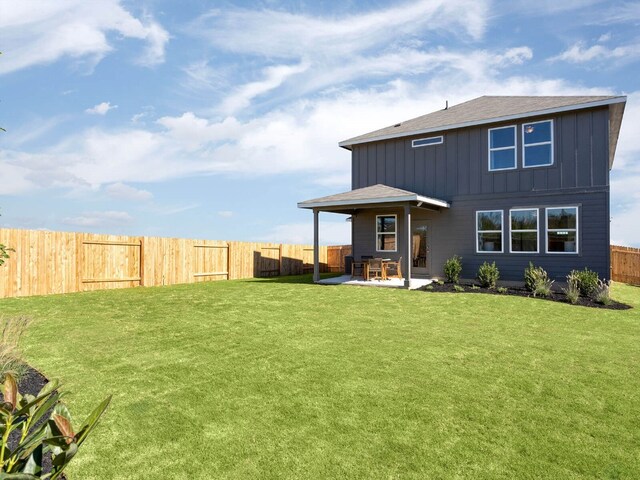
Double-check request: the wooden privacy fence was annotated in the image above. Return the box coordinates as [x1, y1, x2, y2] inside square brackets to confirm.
[611, 245, 640, 285]
[327, 245, 352, 272]
[0, 229, 349, 299]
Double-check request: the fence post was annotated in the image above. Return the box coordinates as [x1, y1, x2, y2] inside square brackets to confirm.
[226, 242, 231, 280]
[75, 232, 83, 292]
[139, 237, 145, 287]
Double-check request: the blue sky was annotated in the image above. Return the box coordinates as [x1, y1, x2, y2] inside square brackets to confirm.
[1, 0, 639, 246]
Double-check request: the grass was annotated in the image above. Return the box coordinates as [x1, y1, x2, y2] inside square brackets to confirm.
[0, 276, 639, 479]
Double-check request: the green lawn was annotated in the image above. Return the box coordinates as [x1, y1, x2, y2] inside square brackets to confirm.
[0, 276, 639, 479]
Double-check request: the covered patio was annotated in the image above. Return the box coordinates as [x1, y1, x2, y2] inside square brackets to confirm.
[298, 184, 450, 289]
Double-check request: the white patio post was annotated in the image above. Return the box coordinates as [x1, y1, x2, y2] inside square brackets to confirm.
[403, 204, 411, 289]
[313, 209, 320, 283]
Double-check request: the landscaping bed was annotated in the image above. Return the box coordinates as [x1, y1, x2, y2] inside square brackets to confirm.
[0, 367, 62, 478]
[422, 281, 632, 310]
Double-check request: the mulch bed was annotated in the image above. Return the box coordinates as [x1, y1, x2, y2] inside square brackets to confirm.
[420, 282, 632, 310]
[0, 367, 64, 478]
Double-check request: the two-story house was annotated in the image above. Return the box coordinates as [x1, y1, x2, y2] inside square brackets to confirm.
[298, 96, 627, 288]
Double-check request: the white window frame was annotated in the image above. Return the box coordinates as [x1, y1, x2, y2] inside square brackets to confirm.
[522, 119, 554, 168]
[476, 210, 504, 254]
[376, 214, 397, 253]
[509, 208, 539, 254]
[545, 206, 579, 254]
[488, 125, 517, 172]
[412, 136, 443, 148]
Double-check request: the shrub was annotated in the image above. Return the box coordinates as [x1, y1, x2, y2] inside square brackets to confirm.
[524, 262, 546, 292]
[496, 287, 507, 294]
[533, 278, 555, 298]
[443, 255, 463, 284]
[425, 285, 434, 291]
[570, 267, 599, 297]
[0, 373, 111, 478]
[592, 279, 612, 305]
[477, 261, 500, 289]
[0, 316, 30, 381]
[453, 284, 465, 292]
[470, 284, 480, 290]
[436, 280, 444, 286]
[562, 273, 580, 304]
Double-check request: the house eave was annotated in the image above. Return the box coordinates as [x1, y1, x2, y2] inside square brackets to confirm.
[297, 194, 450, 210]
[338, 96, 628, 150]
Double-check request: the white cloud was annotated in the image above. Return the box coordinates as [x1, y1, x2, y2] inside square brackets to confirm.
[611, 208, 640, 247]
[596, 2, 640, 24]
[61, 210, 133, 228]
[260, 220, 351, 245]
[550, 40, 640, 64]
[105, 182, 153, 201]
[131, 113, 147, 123]
[2, 70, 615, 194]
[504, 0, 602, 15]
[156, 113, 241, 150]
[220, 62, 310, 115]
[598, 32, 612, 42]
[217, 211, 233, 218]
[189, 0, 494, 113]
[194, 0, 489, 59]
[85, 102, 118, 115]
[0, 0, 169, 75]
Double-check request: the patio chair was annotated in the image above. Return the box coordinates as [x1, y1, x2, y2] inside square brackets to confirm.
[351, 260, 367, 279]
[384, 257, 402, 279]
[368, 258, 385, 280]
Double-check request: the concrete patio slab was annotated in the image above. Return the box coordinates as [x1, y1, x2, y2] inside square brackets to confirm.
[318, 275, 432, 290]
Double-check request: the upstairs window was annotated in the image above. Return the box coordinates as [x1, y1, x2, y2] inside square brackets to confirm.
[376, 215, 397, 252]
[412, 136, 443, 148]
[510, 208, 538, 253]
[488, 126, 516, 171]
[523, 120, 553, 167]
[546, 207, 578, 254]
[476, 210, 503, 253]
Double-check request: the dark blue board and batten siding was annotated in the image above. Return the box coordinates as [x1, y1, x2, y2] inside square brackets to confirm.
[350, 107, 611, 281]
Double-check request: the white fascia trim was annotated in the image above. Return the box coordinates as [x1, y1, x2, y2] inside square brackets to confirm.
[339, 97, 627, 149]
[298, 194, 450, 209]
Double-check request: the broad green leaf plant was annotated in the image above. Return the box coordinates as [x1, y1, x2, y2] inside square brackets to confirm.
[0, 373, 110, 479]
[0, 212, 12, 267]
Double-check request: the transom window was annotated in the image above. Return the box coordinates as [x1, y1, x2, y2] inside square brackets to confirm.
[412, 136, 443, 148]
[476, 210, 503, 253]
[523, 120, 553, 167]
[510, 209, 538, 253]
[546, 207, 578, 254]
[376, 215, 397, 252]
[488, 125, 516, 171]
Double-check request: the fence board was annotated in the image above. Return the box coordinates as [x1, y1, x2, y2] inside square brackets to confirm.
[611, 245, 640, 285]
[0, 229, 343, 298]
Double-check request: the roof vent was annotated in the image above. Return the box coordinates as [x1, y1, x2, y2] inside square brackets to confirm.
[393, 123, 401, 127]
[445, 100, 449, 110]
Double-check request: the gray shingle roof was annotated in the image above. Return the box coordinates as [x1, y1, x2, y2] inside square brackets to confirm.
[298, 184, 449, 210]
[339, 95, 626, 148]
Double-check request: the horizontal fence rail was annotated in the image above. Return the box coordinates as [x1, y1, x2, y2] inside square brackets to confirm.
[0, 228, 350, 299]
[611, 245, 640, 286]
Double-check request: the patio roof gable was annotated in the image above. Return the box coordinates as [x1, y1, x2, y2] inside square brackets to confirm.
[297, 184, 450, 210]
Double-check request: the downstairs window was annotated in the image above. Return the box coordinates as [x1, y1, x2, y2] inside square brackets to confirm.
[376, 215, 397, 252]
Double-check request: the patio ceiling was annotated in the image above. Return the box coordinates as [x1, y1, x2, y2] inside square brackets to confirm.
[297, 184, 450, 213]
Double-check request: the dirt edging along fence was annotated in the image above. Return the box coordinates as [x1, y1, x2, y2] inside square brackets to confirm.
[610, 245, 640, 286]
[0, 228, 351, 299]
